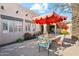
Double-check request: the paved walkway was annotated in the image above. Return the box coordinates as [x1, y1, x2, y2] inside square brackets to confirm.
[0, 39, 58, 56]
[63, 44, 79, 56]
[0, 39, 79, 56]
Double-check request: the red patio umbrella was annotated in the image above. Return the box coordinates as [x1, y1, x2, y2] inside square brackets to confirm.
[56, 22, 69, 30]
[33, 12, 68, 33]
[39, 17, 46, 24]
[33, 12, 67, 25]
[47, 12, 65, 23]
[45, 12, 57, 24]
[33, 18, 39, 24]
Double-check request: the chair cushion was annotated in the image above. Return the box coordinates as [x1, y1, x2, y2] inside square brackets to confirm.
[38, 36, 51, 48]
[39, 43, 48, 48]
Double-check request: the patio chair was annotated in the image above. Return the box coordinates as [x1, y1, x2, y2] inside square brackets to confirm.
[52, 35, 64, 55]
[37, 36, 51, 55]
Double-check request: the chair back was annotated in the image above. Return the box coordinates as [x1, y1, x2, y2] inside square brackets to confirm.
[54, 35, 64, 45]
[38, 36, 51, 48]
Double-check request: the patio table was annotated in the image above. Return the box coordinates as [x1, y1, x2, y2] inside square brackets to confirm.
[37, 34, 64, 55]
[37, 35, 56, 45]
[38, 34, 64, 46]
[48, 35, 64, 40]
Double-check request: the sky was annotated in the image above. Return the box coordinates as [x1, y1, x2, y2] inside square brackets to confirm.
[20, 3, 72, 22]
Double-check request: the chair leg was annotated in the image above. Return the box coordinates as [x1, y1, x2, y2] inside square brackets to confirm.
[78, 40, 79, 46]
[48, 50, 49, 56]
[48, 48, 50, 56]
[39, 46, 40, 52]
[57, 45, 63, 56]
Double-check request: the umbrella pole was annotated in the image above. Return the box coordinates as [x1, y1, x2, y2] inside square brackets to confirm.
[55, 24, 57, 36]
[43, 24, 47, 34]
[43, 24, 49, 37]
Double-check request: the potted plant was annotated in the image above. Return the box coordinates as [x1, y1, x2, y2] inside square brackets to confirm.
[60, 28, 70, 38]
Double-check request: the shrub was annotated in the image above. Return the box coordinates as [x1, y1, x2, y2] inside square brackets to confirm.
[23, 33, 32, 40]
[16, 38, 24, 43]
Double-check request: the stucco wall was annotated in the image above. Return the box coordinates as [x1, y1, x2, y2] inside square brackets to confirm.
[0, 3, 41, 45]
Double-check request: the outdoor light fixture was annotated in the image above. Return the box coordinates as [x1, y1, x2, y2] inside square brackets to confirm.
[1, 6, 4, 10]
[16, 10, 19, 14]
[25, 14, 28, 16]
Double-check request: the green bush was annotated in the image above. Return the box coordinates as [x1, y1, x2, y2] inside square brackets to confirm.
[23, 33, 32, 40]
[16, 38, 24, 43]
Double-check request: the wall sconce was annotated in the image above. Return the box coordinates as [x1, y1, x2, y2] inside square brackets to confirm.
[1, 6, 4, 10]
[16, 10, 19, 14]
[25, 14, 28, 16]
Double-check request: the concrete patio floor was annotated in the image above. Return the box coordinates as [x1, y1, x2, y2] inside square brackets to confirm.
[63, 44, 79, 56]
[0, 38, 79, 56]
[0, 39, 59, 56]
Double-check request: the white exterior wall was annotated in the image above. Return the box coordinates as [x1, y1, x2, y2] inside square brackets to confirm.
[0, 3, 41, 45]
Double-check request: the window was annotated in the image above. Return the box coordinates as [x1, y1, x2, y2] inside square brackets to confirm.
[25, 23, 28, 32]
[25, 25, 27, 31]
[27, 24, 30, 31]
[14, 22, 17, 32]
[9, 21, 14, 32]
[3, 19, 23, 33]
[25, 23, 30, 32]
[3, 20, 8, 33]
[32, 24, 36, 32]
[14, 21, 23, 32]
[18, 22, 23, 32]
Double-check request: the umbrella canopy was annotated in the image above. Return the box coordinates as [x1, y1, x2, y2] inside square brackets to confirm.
[38, 17, 46, 24]
[33, 12, 67, 25]
[34, 12, 67, 24]
[33, 17, 46, 24]
[33, 12, 68, 34]
[33, 12, 68, 30]
[56, 22, 69, 30]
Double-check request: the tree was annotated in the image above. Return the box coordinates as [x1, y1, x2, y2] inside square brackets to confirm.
[55, 3, 79, 43]
[71, 4, 79, 39]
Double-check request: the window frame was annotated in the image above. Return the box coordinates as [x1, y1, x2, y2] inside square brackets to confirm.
[2, 19, 9, 33]
[2, 19, 23, 33]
